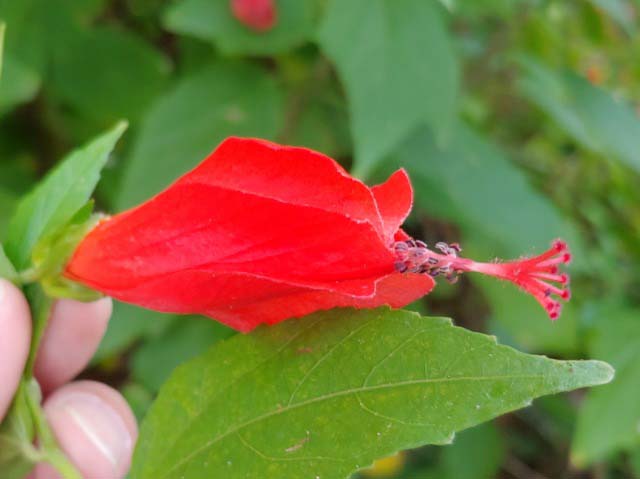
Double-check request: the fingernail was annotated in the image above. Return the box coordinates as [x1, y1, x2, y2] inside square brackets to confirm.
[46, 392, 133, 477]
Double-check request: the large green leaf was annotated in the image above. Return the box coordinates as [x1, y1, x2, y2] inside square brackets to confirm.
[0, 0, 104, 112]
[383, 123, 582, 353]
[518, 56, 640, 174]
[131, 308, 612, 479]
[115, 61, 283, 209]
[571, 305, 640, 466]
[3, 121, 126, 269]
[0, 0, 103, 69]
[318, 0, 459, 177]
[164, 0, 316, 56]
[49, 27, 170, 124]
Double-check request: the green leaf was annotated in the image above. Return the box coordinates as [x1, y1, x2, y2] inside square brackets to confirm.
[0, 0, 104, 113]
[3, 121, 127, 269]
[318, 0, 459, 177]
[164, 0, 316, 56]
[518, 56, 640, 174]
[381, 123, 582, 353]
[0, 0, 104, 70]
[131, 308, 612, 479]
[132, 317, 234, 393]
[115, 61, 283, 209]
[49, 27, 170, 124]
[571, 305, 640, 466]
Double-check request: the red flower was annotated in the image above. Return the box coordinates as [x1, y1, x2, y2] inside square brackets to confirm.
[65, 137, 571, 332]
[231, 0, 276, 32]
[65, 138, 434, 332]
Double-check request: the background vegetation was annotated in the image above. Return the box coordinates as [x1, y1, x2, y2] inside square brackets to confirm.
[1, 0, 639, 477]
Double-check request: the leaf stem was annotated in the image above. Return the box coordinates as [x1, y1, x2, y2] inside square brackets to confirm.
[24, 284, 53, 374]
[25, 385, 82, 479]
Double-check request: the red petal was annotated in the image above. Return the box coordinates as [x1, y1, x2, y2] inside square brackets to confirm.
[394, 229, 411, 242]
[179, 137, 385, 237]
[67, 182, 395, 293]
[86, 270, 435, 332]
[370, 169, 413, 243]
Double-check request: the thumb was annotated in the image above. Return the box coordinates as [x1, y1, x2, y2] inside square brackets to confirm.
[32, 381, 137, 479]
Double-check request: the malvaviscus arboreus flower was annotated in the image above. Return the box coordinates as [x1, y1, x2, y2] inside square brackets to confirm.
[231, 0, 276, 32]
[65, 137, 571, 332]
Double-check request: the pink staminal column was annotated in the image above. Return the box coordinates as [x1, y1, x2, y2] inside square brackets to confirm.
[394, 239, 571, 320]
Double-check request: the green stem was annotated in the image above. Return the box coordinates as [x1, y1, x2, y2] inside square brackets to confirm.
[25, 384, 81, 479]
[24, 284, 53, 374]
[0, 285, 83, 479]
[25, 287, 83, 478]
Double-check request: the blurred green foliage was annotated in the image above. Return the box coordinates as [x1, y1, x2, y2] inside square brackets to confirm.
[1, 0, 639, 477]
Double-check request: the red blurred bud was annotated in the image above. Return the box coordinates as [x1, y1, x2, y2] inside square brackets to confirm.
[231, 0, 277, 32]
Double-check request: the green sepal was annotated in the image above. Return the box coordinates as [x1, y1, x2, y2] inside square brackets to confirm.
[27, 201, 105, 301]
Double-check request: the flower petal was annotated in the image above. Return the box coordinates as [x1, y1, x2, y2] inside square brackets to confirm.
[370, 169, 413, 243]
[89, 270, 435, 332]
[67, 182, 395, 292]
[178, 137, 385, 236]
